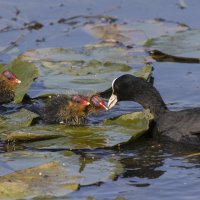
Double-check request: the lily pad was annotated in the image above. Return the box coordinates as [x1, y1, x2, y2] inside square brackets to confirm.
[0, 64, 5, 70]
[79, 157, 124, 185]
[5, 130, 65, 142]
[0, 149, 124, 198]
[22, 110, 153, 150]
[0, 109, 38, 137]
[7, 59, 40, 103]
[102, 109, 154, 143]
[0, 59, 39, 103]
[0, 63, 153, 147]
[84, 19, 189, 46]
[145, 29, 200, 58]
[19, 47, 134, 64]
[19, 47, 153, 97]
[0, 161, 82, 199]
[134, 63, 153, 80]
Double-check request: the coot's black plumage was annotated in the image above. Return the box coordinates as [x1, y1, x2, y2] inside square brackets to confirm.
[108, 74, 200, 145]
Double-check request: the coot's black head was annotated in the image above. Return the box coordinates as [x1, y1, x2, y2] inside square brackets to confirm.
[108, 74, 168, 117]
[108, 74, 141, 109]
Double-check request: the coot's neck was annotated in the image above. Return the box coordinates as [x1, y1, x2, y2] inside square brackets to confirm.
[136, 94, 168, 119]
[129, 80, 168, 119]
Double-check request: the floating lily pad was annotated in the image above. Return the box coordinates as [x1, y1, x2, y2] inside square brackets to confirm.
[0, 59, 39, 103]
[19, 48, 153, 97]
[5, 130, 65, 142]
[84, 19, 189, 46]
[41, 60, 131, 76]
[0, 161, 82, 199]
[21, 110, 153, 150]
[134, 63, 153, 80]
[2, 110, 152, 148]
[102, 109, 154, 144]
[7, 59, 40, 103]
[0, 63, 153, 147]
[0, 64, 5, 71]
[19, 47, 134, 64]
[145, 29, 200, 58]
[0, 149, 124, 198]
[0, 109, 38, 137]
[80, 157, 124, 185]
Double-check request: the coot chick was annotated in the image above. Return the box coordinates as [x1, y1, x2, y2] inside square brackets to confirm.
[0, 70, 21, 104]
[108, 74, 200, 145]
[42, 94, 107, 125]
[42, 95, 90, 125]
[89, 95, 108, 112]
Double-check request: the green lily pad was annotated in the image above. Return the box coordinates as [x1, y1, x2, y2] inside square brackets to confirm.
[0, 64, 5, 70]
[102, 109, 154, 144]
[21, 110, 153, 150]
[7, 59, 40, 103]
[0, 64, 153, 146]
[134, 63, 153, 80]
[0, 59, 39, 103]
[19, 47, 138, 96]
[0, 109, 38, 137]
[20, 47, 134, 65]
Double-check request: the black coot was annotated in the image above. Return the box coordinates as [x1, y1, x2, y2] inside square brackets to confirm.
[108, 74, 200, 145]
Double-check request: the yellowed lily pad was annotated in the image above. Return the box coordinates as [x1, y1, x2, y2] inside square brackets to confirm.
[0, 149, 125, 194]
[145, 29, 200, 58]
[0, 161, 82, 199]
[5, 130, 65, 142]
[84, 19, 189, 46]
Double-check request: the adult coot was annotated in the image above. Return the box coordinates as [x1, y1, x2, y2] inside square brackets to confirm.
[108, 74, 200, 145]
